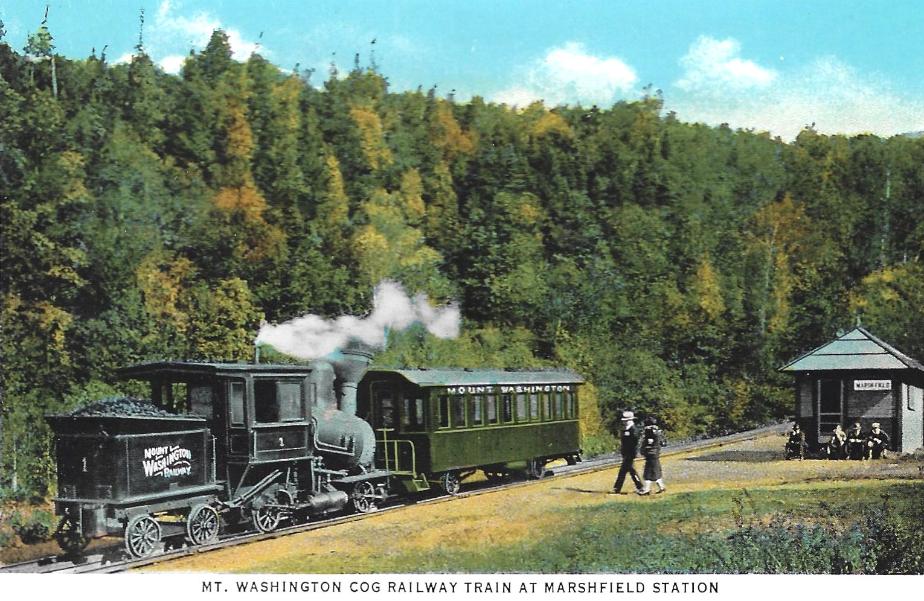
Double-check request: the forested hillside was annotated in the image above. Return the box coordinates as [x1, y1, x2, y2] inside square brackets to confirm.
[1, 25, 922, 495]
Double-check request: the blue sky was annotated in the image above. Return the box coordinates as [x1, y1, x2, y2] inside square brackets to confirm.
[2, 0, 922, 139]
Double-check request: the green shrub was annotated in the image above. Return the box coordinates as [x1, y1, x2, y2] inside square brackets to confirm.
[11, 509, 56, 545]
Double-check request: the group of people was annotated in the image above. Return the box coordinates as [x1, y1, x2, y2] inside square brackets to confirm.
[786, 421, 890, 460]
[611, 410, 666, 495]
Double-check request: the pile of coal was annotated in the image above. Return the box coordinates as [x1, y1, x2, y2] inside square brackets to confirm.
[69, 397, 177, 417]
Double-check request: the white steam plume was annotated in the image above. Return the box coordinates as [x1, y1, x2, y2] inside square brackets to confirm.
[255, 280, 460, 360]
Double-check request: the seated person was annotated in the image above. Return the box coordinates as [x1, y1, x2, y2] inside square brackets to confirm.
[866, 423, 890, 459]
[785, 423, 807, 460]
[825, 424, 847, 459]
[846, 422, 866, 460]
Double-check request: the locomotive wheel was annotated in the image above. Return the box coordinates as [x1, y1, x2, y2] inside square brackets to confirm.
[186, 504, 220, 546]
[251, 498, 282, 533]
[351, 481, 377, 513]
[54, 516, 89, 555]
[124, 515, 162, 558]
[439, 471, 462, 496]
[526, 458, 547, 479]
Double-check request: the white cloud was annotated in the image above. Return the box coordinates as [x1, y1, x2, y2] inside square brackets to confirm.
[158, 54, 186, 74]
[493, 42, 638, 107]
[670, 42, 924, 140]
[676, 36, 777, 91]
[151, 0, 261, 60]
[113, 52, 134, 66]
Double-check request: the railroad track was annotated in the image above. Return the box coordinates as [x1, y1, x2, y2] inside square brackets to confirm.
[1, 422, 786, 574]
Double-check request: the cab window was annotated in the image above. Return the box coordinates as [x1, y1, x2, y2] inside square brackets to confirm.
[254, 380, 304, 423]
[229, 381, 245, 425]
[189, 384, 214, 419]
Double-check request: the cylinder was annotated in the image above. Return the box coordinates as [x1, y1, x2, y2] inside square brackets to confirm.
[305, 490, 348, 514]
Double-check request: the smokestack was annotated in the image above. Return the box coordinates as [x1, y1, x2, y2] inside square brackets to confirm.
[331, 339, 374, 415]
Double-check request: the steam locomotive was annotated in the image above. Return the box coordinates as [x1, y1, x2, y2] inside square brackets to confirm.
[47, 342, 583, 558]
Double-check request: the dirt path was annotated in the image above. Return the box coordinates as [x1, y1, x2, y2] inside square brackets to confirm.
[147, 433, 921, 573]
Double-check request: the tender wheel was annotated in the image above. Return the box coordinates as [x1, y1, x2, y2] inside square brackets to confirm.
[351, 481, 377, 513]
[186, 504, 220, 546]
[440, 471, 462, 495]
[124, 515, 161, 558]
[526, 458, 547, 479]
[54, 516, 89, 555]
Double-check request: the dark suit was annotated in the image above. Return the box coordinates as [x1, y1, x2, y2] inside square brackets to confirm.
[612, 423, 642, 492]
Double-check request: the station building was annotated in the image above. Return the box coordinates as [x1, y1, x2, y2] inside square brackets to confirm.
[779, 327, 924, 453]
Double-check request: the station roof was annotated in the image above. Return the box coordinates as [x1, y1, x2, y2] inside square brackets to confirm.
[117, 360, 313, 379]
[779, 327, 924, 373]
[365, 368, 584, 387]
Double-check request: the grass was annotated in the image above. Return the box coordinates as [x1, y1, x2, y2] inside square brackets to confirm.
[307, 480, 923, 574]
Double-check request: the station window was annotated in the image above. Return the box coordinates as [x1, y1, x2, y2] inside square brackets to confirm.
[486, 394, 498, 424]
[529, 393, 540, 421]
[502, 394, 513, 422]
[437, 395, 450, 428]
[516, 393, 527, 422]
[470, 395, 484, 426]
[401, 397, 425, 430]
[452, 395, 466, 428]
[543, 392, 552, 421]
[229, 381, 245, 425]
[254, 380, 303, 423]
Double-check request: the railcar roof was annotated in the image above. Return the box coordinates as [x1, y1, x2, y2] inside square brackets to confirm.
[779, 327, 924, 373]
[117, 360, 314, 379]
[365, 367, 584, 387]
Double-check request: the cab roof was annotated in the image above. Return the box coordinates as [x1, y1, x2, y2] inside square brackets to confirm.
[117, 360, 314, 380]
[364, 367, 584, 388]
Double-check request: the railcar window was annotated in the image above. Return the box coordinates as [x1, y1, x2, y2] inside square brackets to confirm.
[516, 393, 527, 422]
[543, 393, 552, 421]
[530, 393, 539, 421]
[254, 380, 303, 423]
[452, 395, 466, 428]
[569, 391, 577, 418]
[438, 395, 450, 428]
[502, 394, 513, 422]
[189, 384, 214, 419]
[470, 395, 484, 426]
[229, 381, 245, 425]
[486, 394, 498, 424]
[402, 397, 425, 430]
[556, 391, 564, 420]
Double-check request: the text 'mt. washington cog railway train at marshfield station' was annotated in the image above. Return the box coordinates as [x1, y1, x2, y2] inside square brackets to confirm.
[46, 339, 584, 558]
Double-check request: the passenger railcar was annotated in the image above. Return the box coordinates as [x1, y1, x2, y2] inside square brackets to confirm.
[358, 368, 583, 494]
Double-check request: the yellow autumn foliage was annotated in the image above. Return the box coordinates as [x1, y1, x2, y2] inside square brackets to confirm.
[431, 102, 475, 160]
[136, 253, 196, 334]
[212, 182, 268, 221]
[350, 104, 393, 170]
[399, 169, 426, 223]
[531, 111, 573, 139]
[692, 255, 725, 321]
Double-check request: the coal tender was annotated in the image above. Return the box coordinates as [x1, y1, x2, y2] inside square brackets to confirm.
[46, 341, 388, 558]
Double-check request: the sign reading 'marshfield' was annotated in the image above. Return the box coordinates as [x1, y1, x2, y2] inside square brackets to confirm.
[854, 380, 891, 391]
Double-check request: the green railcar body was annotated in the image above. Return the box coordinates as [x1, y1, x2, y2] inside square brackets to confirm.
[357, 368, 583, 488]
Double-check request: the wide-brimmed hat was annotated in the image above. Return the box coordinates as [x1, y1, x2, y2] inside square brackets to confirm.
[621, 410, 635, 421]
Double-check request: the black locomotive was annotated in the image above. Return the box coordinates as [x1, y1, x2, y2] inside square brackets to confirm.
[46, 342, 583, 558]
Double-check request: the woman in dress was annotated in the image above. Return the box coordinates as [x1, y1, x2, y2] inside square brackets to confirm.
[637, 416, 666, 495]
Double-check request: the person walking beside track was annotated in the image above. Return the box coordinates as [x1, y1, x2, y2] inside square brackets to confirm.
[637, 416, 667, 495]
[611, 410, 643, 495]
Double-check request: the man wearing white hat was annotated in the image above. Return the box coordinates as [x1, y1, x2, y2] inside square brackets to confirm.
[866, 422, 890, 459]
[611, 410, 643, 494]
